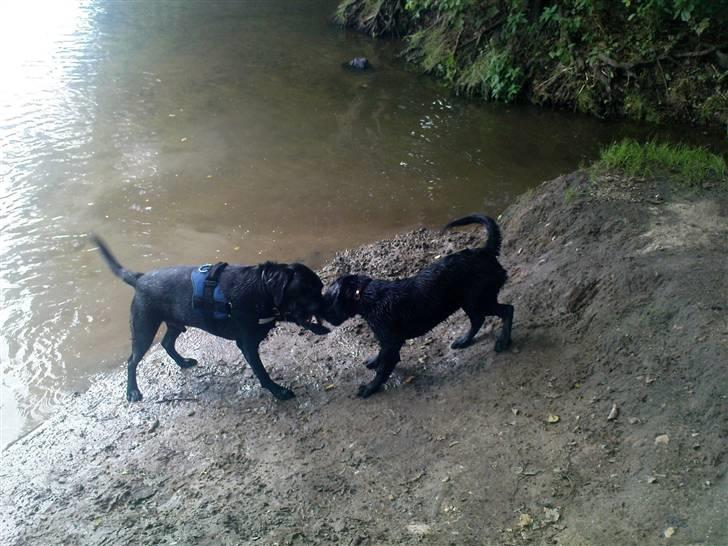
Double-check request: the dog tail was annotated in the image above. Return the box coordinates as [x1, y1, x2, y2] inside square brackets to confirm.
[441, 214, 502, 256]
[90, 235, 143, 287]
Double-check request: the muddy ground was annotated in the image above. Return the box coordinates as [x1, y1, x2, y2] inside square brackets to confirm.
[2, 172, 727, 545]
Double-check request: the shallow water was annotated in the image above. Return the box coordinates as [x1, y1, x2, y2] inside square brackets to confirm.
[0, 0, 722, 448]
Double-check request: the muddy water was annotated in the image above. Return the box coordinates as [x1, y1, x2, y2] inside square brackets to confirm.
[0, 0, 720, 448]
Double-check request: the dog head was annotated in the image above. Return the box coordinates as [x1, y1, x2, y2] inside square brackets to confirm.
[262, 262, 328, 333]
[321, 274, 366, 326]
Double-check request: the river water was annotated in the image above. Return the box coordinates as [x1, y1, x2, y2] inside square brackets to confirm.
[0, 0, 721, 448]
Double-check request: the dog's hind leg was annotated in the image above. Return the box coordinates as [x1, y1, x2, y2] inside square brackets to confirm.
[161, 323, 197, 369]
[451, 307, 485, 349]
[126, 304, 161, 402]
[358, 344, 402, 398]
[236, 335, 295, 401]
[487, 302, 514, 352]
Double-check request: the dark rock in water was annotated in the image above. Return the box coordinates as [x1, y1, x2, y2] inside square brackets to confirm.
[344, 57, 371, 70]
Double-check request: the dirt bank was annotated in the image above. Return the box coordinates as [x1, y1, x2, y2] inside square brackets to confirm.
[2, 172, 727, 545]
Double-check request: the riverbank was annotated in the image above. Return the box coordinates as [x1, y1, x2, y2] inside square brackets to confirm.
[2, 160, 727, 544]
[335, 0, 728, 129]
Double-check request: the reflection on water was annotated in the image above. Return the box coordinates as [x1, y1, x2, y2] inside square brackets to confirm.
[0, 0, 722, 448]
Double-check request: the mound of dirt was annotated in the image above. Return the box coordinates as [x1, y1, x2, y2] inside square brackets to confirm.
[1, 172, 726, 545]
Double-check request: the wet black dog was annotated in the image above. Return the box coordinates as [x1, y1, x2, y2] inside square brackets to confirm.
[92, 236, 329, 402]
[321, 214, 513, 398]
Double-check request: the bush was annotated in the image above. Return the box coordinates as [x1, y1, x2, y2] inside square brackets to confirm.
[335, 0, 728, 126]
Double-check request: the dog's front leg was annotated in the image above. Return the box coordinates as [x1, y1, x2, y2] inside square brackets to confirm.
[127, 357, 143, 402]
[358, 343, 402, 398]
[451, 307, 485, 349]
[363, 355, 379, 369]
[236, 336, 295, 400]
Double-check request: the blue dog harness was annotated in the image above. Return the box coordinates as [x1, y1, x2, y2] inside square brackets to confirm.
[191, 263, 231, 320]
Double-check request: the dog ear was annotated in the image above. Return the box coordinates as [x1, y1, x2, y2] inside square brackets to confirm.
[262, 265, 293, 309]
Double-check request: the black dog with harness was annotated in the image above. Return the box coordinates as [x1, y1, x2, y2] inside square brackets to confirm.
[92, 236, 329, 402]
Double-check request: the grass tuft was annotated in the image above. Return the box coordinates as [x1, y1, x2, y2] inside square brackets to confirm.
[405, 25, 456, 81]
[595, 139, 727, 186]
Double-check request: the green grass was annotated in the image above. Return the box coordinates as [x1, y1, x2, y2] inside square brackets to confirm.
[564, 186, 580, 204]
[595, 139, 728, 186]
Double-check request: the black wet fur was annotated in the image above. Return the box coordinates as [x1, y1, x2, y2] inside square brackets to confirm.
[91, 235, 329, 403]
[321, 214, 513, 399]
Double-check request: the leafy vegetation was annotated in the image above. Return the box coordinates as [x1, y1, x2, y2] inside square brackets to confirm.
[595, 139, 728, 185]
[335, 0, 728, 127]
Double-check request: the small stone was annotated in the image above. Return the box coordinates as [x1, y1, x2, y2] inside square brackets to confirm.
[131, 486, 156, 505]
[517, 513, 533, 528]
[647, 476, 657, 484]
[628, 417, 640, 425]
[547, 414, 560, 424]
[543, 507, 560, 524]
[664, 526, 676, 538]
[655, 434, 669, 446]
[146, 419, 160, 434]
[607, 403, 619, 421]
[406, 523, 432, 535]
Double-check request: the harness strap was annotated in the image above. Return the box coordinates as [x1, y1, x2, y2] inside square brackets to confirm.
[202, 262, 227, 307]
[192, 262, 231, 319]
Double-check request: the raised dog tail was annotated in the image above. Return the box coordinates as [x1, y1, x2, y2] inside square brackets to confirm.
[90, 235, 143, 287]
[441, 213, 502, 256]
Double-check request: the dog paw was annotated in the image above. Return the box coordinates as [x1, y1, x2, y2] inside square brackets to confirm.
[451, 336, 473, 350]
[178, 358, 198, 369]
[127, 389, 143, 402]
[494, 337, 511, 353]
[271, 386, 296, 400]
[357, 383, 379, 398]
[306, 323, 330, 336]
